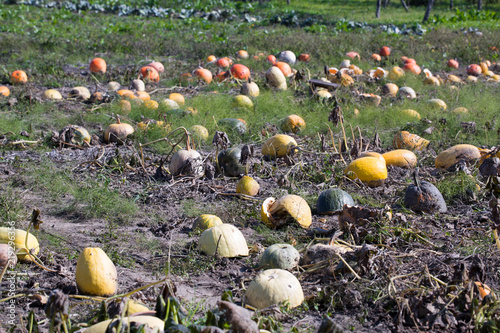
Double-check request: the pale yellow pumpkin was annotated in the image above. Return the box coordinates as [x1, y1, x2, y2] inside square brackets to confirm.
[0, 227, 39, 262]
[245, 269, 304, 309]
[198, 224, 249, 257]
[435, 144, 481, 169]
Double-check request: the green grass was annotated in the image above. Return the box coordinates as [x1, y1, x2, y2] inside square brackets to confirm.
[11, 159, 139, 224]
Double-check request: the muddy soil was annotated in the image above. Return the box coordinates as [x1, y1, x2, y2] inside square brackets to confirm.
[0, 134, 499, 332]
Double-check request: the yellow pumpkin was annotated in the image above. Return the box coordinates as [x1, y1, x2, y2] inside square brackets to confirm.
[428, 99, 447, 110]
[381, 83, 398, 97]
[75, 247, 117, 296]
[401, 109, 421, 120]
[232, 95, 254, 110]
[359, 152, 386, 165]
[85, 316, 164, 333]
[143, 100, 158, 109]
[191, 125, 209, 141]
[393, 131, 429, 151]
[169, 93, 185, 106]
[344, 157, 387, 187]
[261, 134, 298, 158]
[382, 149, 417, 168]
[280, 115, 306, 134]
[261, 195, 312, 229]
[236, 176, 260, 196]
[388, 66, 405, 80]
[193, 214, 223, 231]
[435, 144, 481, 169]
[453, 107, 468, 114]
[0, 227, 39, 262]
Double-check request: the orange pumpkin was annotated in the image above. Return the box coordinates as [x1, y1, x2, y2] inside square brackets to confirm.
[379, 46, 391, 57]
[403, 63, 421, 75]
[393, 131, 429, 151]
[135, 91, 151, 101]
[230, 64, 250, 80]
[215, 71, 230, 82]
[466, 64, 481, 76]
[447, 59, 459, 69]
[11, 70, 28, 84]
[193, 68, 213, 84]
[216, 57, 231, 69]
[298, 53, 311, 62]
[236, 50, 249, 59]
[89, 58, 107, 74]
[207, 55, 217, 63]
[274, 62, 292, 77]
[117, 89, 135, 99]
[266, 55, 277, 65]
[139, 66, 160, 82]
[371, 54, 382, 61]
[0, 86, 10, 97]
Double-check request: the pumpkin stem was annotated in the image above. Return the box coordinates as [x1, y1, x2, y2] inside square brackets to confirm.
[116, 115, 121, 124]
[413, 167, 421, 191]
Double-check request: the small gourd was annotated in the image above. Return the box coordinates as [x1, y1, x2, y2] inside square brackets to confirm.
[218, 118, 247, 135]
[435, 144, 481, 169]
[280, 115, 306, 134]
[170, 149, 204, 177]
[393, 131, 429, 151]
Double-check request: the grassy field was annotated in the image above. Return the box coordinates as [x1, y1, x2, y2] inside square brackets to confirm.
[0, 0, 500, 331]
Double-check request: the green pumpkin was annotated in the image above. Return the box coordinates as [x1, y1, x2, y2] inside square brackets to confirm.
[217, 148, 246, 177]
[259, 244, 300, 270]
[316, 188, 355, 215]
[217, 118, 247, 135]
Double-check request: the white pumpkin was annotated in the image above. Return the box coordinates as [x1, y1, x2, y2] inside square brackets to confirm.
[198, 224, 249, 257]
[245, 269, 304, 309]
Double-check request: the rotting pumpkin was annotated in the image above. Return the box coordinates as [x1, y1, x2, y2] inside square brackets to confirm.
[261, 194, 312, 229]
